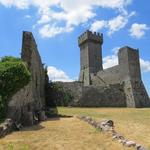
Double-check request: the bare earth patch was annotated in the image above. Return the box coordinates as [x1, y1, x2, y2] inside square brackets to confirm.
[0, 108, 150, 150]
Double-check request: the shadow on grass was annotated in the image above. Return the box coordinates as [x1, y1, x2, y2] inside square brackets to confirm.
[21, 124, 45, 132]
[20, 114, 73, 131]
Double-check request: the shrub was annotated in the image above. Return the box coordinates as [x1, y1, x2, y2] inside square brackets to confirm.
[47, 82, 73, 107]
[0, 56, 31, 119]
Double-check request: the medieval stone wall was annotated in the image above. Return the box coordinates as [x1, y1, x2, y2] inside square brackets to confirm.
[58, 82, 83, 106]
[93, 65, 121, 85]
[7, 32, 46, 125]
[79, 84, 126, 107]
[56, 82, 126, 107]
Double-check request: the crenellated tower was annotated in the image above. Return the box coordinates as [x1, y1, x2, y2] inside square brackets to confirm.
[78, 30, 103, 86]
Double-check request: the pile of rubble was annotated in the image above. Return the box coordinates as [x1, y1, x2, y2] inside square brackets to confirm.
[77, 116, 147, 150]
[0, 111, 47, 138]
[0, 119, 15, 138]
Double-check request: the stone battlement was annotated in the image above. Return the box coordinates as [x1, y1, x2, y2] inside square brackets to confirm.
[78, 30, 103, 46]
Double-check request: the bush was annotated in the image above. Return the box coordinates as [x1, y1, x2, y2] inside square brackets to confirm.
[0, 56, 31, 119]
[47, 82, 73, 107]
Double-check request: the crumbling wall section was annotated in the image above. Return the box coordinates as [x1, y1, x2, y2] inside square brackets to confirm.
[7, 31, 45, 125]
[92, 65, 121, 85]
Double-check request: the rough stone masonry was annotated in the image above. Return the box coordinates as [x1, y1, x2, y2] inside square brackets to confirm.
[6, 31, 46, 126]
[59, 30, 150, 107]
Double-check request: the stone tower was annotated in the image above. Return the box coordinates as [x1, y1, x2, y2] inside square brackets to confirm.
[118, 46, 150, 107]
[78, 30, 103, 86]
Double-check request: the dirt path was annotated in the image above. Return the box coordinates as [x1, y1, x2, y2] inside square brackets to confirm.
[0, 117, 127, 150]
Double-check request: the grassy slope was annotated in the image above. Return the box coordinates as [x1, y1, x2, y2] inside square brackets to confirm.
[0, 107, 150, 150]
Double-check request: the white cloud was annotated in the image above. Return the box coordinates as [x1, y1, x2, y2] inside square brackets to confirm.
[0, 0, 134, 38]
[140, 59, 150, 73]
[90, 11, 135, 35]
[103, 54, 118, 69]
[0, 0, 30, 9]
[103, 47, 150, 73]
[129, 23, 149, 39]
[24, 15, 31, 19]
[107, 15, 128, 35]
[111, 46, 120, 55]
[47, 66, 73, 82]
[90, 20, 107, 32]
[39, 24, 73, 38]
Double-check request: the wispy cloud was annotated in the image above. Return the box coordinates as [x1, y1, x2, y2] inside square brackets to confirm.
[140, 58, 150, 73]
[47, 66, 73, 82]
[24, 15, 31, 19]
[0, 0, 134, 38]
[90, 11, 136, 35]
[90, 20, 107, 32]
[129, 23, 149, 39]
[39, 24, 73, 38]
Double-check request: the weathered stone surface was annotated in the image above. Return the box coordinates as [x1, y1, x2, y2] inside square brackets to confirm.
[79, 85, 126, 107]
[78, 30, 103, 85]
[0, 126, 3, 137]
[59, 83, 126, 107]
[21, 112, 34, 126]
[7, 31, 46, 125]
[0, 119, 14, 138]
[38, 111, 46, 121]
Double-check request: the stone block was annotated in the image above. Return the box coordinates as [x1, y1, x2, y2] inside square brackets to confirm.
[22, 112, 34, 126]
[38, 111, 46, 121]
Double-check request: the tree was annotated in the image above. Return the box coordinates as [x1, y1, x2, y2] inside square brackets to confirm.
[0, 56, 31, 119]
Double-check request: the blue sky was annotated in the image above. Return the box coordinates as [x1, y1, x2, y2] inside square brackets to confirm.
[0, 0, 150, 96]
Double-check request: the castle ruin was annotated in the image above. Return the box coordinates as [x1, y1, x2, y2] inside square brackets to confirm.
[59, 30, 150, 107]
[3, 30, 150, 126]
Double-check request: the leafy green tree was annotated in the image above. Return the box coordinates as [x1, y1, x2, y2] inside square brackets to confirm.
[0, 56, 31, 119]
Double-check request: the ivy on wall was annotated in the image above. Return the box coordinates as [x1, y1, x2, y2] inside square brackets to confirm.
[0, 56, 31, 120]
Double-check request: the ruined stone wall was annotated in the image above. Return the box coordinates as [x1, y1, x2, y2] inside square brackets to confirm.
[56, 82, 126, 107]
[89, 46, 150, 107]
[92, 65, 121, 85]
[7, 32, 45, 125]
[79, 84, 126, 107]
[91, 47, 142, 86]
[57, 82, 83, 106]
[118, 47, 150, 107]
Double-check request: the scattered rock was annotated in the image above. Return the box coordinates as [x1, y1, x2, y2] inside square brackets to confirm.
[0, 118, 14, 138]
[77, 116, 148, 150]
[14, 122, 23, 131]
[112, 133, 124, 140]
[136, 145, 147, 150]
[121, 140, 136, 147]
[96, 119, 114, 132]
